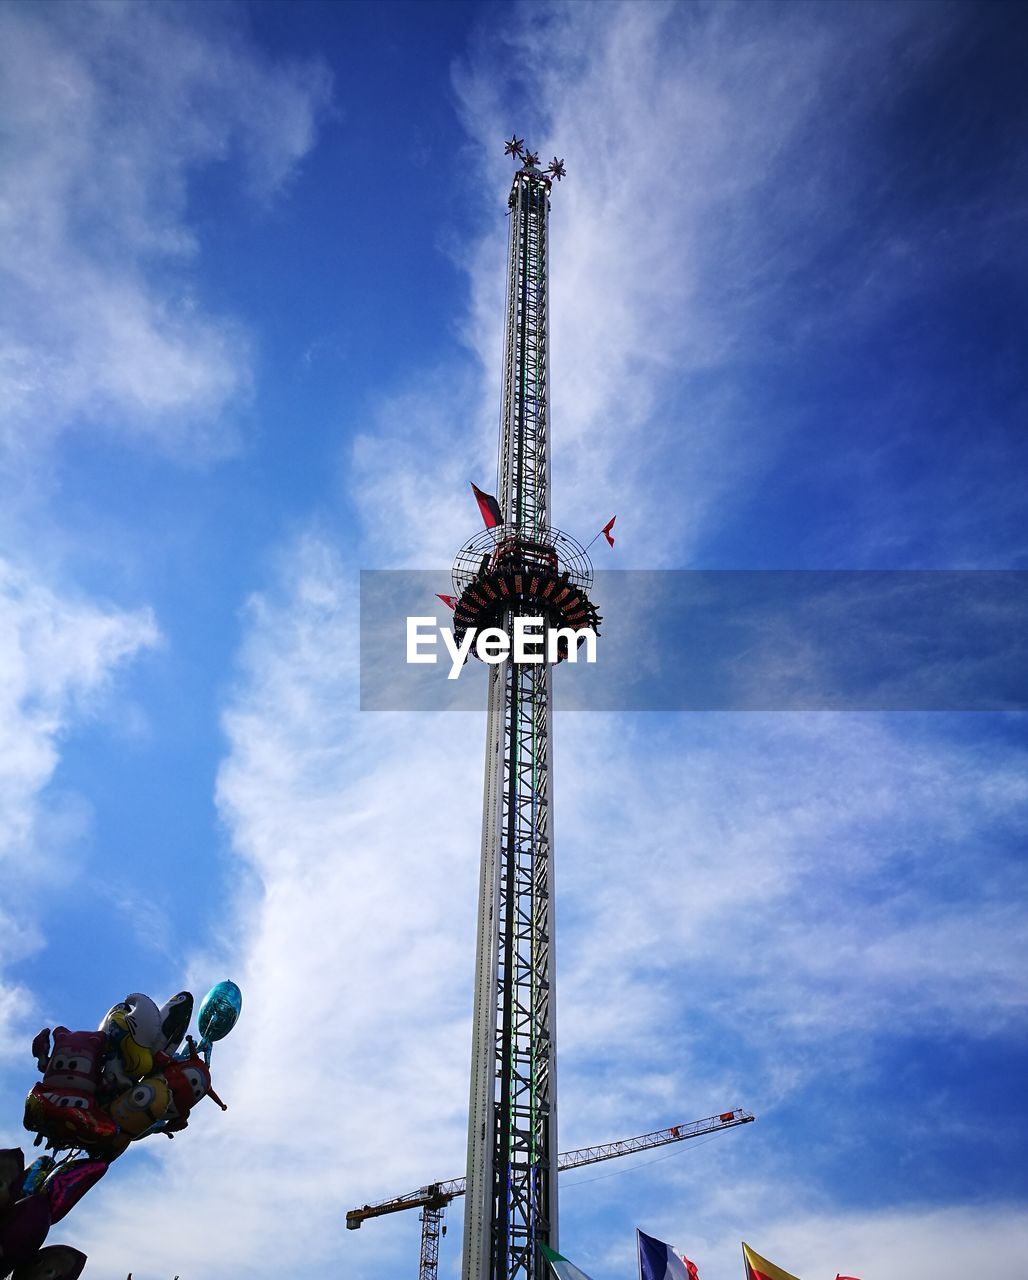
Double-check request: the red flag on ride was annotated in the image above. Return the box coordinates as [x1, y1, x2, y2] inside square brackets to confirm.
[471, 482, 502, 529]
[436, 594, 459, 610]
[602, 515, 616, 547]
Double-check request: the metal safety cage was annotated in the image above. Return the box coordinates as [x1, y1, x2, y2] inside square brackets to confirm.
[452, 526, 594, 598]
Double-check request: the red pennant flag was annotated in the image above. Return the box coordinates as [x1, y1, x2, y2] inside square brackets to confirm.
[436, 594, 458, 610]
[836, 1275, 863, 1279]
[602, 515, 616, 548]
[471, 482, 502, 529]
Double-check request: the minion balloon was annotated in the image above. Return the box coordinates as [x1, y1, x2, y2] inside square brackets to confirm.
[13, 978, 242, 1276]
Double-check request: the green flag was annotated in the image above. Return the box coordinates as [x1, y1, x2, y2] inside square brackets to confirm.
[540, 1241, 597, 1280]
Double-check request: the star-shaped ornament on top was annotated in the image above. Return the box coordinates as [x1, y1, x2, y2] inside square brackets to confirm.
[523, 149, 540, 168]
[504, 134, 525, 160]
[547, 157, 566, 181]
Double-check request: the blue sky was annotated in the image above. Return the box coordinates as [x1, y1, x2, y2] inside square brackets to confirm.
[1, 2, 1026, 1278]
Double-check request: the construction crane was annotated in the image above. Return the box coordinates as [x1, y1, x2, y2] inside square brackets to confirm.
[347, 1109, 754, 1280]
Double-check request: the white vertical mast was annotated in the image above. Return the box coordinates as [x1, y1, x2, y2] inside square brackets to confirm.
[462, 147, 561, 1280]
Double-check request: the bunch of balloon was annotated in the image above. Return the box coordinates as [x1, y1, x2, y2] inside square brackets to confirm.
[3, 981, 242, 1278]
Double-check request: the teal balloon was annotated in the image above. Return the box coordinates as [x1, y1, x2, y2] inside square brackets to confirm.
[22, 1156, 54, 1197]
[197, 981, 242, 1047]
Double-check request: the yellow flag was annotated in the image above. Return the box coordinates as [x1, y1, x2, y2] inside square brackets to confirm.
[742, 1242, 802, 1280]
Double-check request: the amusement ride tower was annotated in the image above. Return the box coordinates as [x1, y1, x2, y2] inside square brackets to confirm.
[453, 138, 600, 1280]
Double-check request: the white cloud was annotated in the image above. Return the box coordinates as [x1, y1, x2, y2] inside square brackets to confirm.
[71, 534, 1026, 1277]
[0, 557, 160, 863]
[351, 368, 495, 569]
[769, 1202, 1028, 1280]
[0, 0, 331, 460]
[349, 3, 976, 574]
[554, 714, 1028, 1082]
[446, 0, 1012, 575]
[0, 556, 158, 1054]
[450, 4, 846, 563]
[61, 4, 1026, 1276]
[68, 532, 480, 1275]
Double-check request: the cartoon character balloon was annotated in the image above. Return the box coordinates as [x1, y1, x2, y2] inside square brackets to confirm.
[156, 991, 194, 1056]
[97, 993, 162, 1089]
[23, 1030, 117, 1153]
[15, 979, 242, 1274]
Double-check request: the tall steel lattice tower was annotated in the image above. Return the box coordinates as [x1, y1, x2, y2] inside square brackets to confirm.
[451, 139, 600, 1280]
